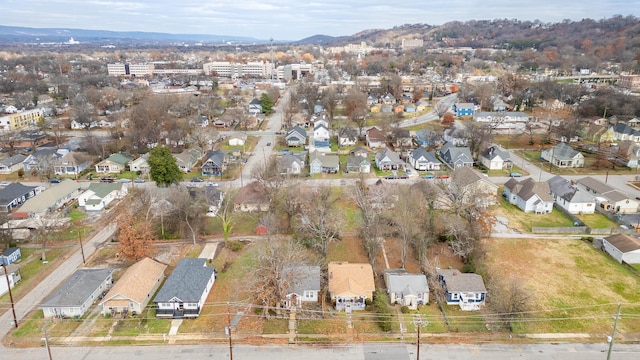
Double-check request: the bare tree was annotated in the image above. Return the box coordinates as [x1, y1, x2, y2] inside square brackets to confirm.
[167, 187, 208, 245]
[295, 186, 341, 257]
[393, 186, 421, 268]
[280, 181, 303, 233]
[248, 238, 310, 316]
[216, 190, 236, 247]
[486, 276, 533, 331]
[322, 86, 340, 120]
[251, 157, 287, 205]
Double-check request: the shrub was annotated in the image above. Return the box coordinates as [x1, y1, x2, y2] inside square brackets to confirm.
[400, 306, 410, 314]
[226, 240, 244, 252]
[462, 263, 476, 273]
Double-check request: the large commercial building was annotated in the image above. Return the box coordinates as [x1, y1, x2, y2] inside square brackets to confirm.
[619, 75, 640, 89]
[0, 108, 43, 131]
[107, 63, 154, 77]
[203, 61, 273, 78]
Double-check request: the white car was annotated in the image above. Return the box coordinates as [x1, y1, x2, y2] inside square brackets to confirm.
[206, 182, 219, 187]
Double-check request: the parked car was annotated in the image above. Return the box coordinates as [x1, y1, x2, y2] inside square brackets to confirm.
[266, 142, 272, 146]
[405, 169, 412, 175]
[0, 181, 11, 186]
[49, 178, 61, 183]
[134, 177, 145, 183]
[423, 174, 435, 179]
[191, 177, 204, 182]
[436, 174, 450, 179]
[399, 174, 409, 179]
[509, 172, 522, 177]
[206, 182, 219, 187]
[118, 178, 131, 183]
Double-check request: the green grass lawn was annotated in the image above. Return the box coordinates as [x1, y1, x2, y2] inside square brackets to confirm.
[576, 213, 619, 229]
[442, 306, 489, 333]
[110, 309, 171, 336]
[496, 193, 574, 232]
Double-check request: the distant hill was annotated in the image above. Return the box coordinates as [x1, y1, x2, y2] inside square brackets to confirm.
[0, 25, 264, 45]
[294, 34, 342, 45]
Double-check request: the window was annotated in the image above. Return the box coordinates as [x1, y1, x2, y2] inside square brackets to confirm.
[452, 293, 459, 300]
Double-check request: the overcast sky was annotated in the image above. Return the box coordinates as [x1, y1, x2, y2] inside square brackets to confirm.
[1, 0, 637, 40]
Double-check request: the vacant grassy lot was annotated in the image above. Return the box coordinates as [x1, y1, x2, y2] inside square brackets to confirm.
[575, 213, 619, 229]
[483, 237, 640, 334]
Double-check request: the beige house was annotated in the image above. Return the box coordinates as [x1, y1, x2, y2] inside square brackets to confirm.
[576, 177, 639, 214]
[450, 166, 499, 208]
[95, 153, 132, 173]
[233, 181, 270, 212]
[100, 258, 166, 316]
[328, 262, 375, 312]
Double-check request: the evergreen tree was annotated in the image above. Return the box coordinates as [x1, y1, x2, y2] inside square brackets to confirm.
[260, 93, 274, 114]
[148, 145, 183, 187]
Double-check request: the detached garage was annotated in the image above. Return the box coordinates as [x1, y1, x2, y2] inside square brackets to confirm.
[602, 234, 640, 264]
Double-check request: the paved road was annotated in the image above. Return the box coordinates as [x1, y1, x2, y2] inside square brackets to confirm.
[4, 342, 640, 359]
[398, 94, 458, 128]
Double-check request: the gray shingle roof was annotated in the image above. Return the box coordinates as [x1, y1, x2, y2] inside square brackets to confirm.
[550, 143, 581, 161]
[0, 182, 36, 205]
[437, 269, 486, 292]
[547, 175, 594, 203]
[284, 265, 321, 295]
[154, 258, 215, 303]
[0, 154, 27, 167]
[40, 269, 113, 308]
[385, 269, 429, 295]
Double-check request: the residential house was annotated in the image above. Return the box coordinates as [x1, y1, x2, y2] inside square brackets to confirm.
[439, 142, 474, 169]
[309, 151, 339, 175]
[53, 151, 91, 177]
[40, 269, 113, 318]
[70, 119, 96, 130]
[366, 95, 377, 106]
[350, 146, 370, 159]
[612, 141, 640, 168]
[0, 264, 21, 297]
[22, 148, 65, 173]
[416, 99, 430, 112]
[380, 104, 393, 113]
[583, 123, 615, 143]
[576, 177, 639, 214]
[201, 150, 225, 177]
[313, 123, 331, 148]
[437, 269, 486, 311]
[14, 179, 82, 218]
[248, 98, 262, 115]
[365, 127, 386, 149]
[345, 155, 371, 174]
[613, 123, 640, 142]
[174, 148, 203, 173]
[204, 186, 224, 217]
[415, 128, 442, 147]
[0, 182, 39, 213]
[278, 154, 305, 175]
[282, 265, 321, 308]
[381, 93, 396, 105]
[228, 135, 247, 147]
[78, 182, 127, 212]
[191, 115, 209, 128]
[127, 154, 150, 175]
[100, 257, 166, 316]
[452, 103, 475, 117]
[0, 247, 21, 265]
[443, 126, 467, 146]
[153, 258, 216, 319]
[479, 145, 511, 170]
[602, 234, 640, 264]
[541, 143, 584, 168]
[391, 129, 412, 149]
[450, 166, 499, 207]
[338, 127, 358, 147]
[408, 148, 441, 171]
[547, 175, 596, 214]
[492, 98, 507, 112]
[503, 178, 554, 214]
[473, 112, 529, 125]
[313, 100, 324, 114]
[404, 103, 416, 113]
[393, 104, 405, 114]
[95, 153, 132, 174]
[286, 126, 307, 147]
[328, 262, 375, 312]
[0, 154, 26, 174]
[233, 181, 270, 212]
[375, 148, 404, 171]
[384, 269, 429, 310]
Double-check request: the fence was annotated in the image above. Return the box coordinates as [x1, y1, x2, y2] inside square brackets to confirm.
[531, 226, 589, 234]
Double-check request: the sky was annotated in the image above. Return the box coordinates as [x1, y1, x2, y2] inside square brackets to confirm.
[1, 0, 637, 41]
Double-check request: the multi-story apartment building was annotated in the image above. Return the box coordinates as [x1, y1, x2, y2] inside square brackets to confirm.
[107, 63, 154, 77]
[0, 108, 43, 131]
[401, 38, 424, 50]
[203, 61, 273, 78]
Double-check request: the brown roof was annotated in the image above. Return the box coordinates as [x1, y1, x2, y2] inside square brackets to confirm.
[328, 262, 375, 298]
[604, 234, 640, 253]
[366, 127, 385, 141]
[100, 257, 166, 306]
[233, 181, 269, 206]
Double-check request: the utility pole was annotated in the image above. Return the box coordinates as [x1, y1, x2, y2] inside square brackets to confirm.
[2, 262, 18, 328]
[78, 231, 85, 264]
[413, 316, 427, 360]
[607, 304, 622, 360]
[226, 302, 233, 360]
[42, 325, 53, 360]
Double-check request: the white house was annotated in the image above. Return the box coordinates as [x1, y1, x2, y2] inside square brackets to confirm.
[547, 175, 596, 214]
[129, 154, 150, 173]
[282, 266, 321, 308]
[437, 269, 486, 311]
[602, 234, 640, 264]
[576, 177, 639, 214]
[503, 178, 554, 214]
[0, 264, 21, 297]
[541, 143, 584, 168]
[479, 145, 511, 170]
[228, 135, 247, 146]
[40, 269, 113, 318]
[408, 148, 441, 171]
[384, 269, 429, 310]
[77, 182, 127, 211]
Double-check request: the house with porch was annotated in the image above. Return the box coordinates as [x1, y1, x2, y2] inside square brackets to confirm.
[345, 155, 371, 174]
[174, 148, 203, 173]
[450, 166, 498, 208]
[408, 147, 441, 171]
[547, 175, 596, 214]
[374, 148, 404, 171]
[286, 126, 307, 147]
[248, 98, 262, 115]
[40, 269, 114, 318]
[479, 145, 511, 170]
[129, 153, 150, 173]
[0, 154, 26, 174]
[278, 154, 305, 175]
[14, 179, 82, 218]
[437, 268, 486, 311]
[439, 142, 473, 169]
[77, 182, 127, 212]
[22, 148, 65, 173]
[0, 182, 39, 213]
[365, 127, 386, 149]
[541, 143, 584, 168]
[233, 181, 270, 212]
[95, 153, 132, 174]
[328, 262, 375, 312]
[100, 257, 166, 316]
[201, 150, 225, 177]
[53, 151, 92, 177]
[309, 151, 339, 175]
[154, 258, 216, 319]
[503, 178, 554, 214]
[384, 269, 429, 310]
[282, 265, 321, 309]
[452, 103, 475, 117]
